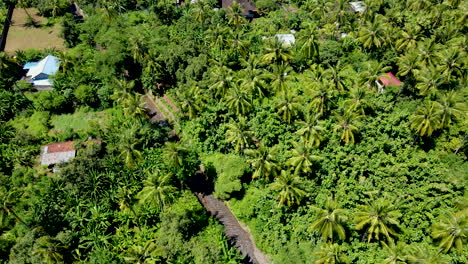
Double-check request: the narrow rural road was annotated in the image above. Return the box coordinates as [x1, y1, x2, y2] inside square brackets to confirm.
[143, 94, 269, 263]
[194, 192, 269, 264]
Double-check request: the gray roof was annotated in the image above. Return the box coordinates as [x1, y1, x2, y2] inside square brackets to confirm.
[275, 34, 296, 46]
[350, 1, 366, 13]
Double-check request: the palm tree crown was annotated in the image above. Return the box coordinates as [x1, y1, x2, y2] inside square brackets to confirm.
[309, 197, 348, 242]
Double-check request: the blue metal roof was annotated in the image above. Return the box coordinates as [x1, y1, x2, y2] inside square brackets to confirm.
[23, 62, 39, 70]
[25, 55, 60, 80]
[40, 55, 60, 75]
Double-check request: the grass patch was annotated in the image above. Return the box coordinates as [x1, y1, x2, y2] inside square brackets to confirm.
[5, 8, 65, 53]
[48, 108, 118, 140]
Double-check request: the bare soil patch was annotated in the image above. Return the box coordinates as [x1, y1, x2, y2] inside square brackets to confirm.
[5, 8, 65, 52]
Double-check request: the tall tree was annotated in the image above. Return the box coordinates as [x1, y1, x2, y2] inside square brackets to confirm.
[309, 197, 347, 242]
[276, 91, 301, 124]
[244, 144, 279, 181]
[436, 90, 467, 129]
[225, 117, 253, 152]
[136, 170, 177, 211]
[118, 127, 143, 168]
[270, 170, 307, 207]
[295, 112, 324, 147]
[314, 243, 350, 264]
[431, 210, 468, 253]
[409, 101, 442, 137]
[224, 84, 252, 116]
[286, 139, 320, 175]
[32, 236, 66, 264]
[354, 198, 401, 243]
[333, 111, 364, 144]
[358, 15, 388, 50]
[261, 40, 293, 65]
[265, 63, 294, 95]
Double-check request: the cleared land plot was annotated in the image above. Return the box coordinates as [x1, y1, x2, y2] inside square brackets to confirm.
[5, 8, 65, 52]
[48, 108, 117, 138]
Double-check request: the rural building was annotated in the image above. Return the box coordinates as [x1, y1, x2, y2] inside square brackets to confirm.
[41, 141, 76, 166]
[23, 55, 60, 90]
[275, 33, 296, 46]
[376, 72, 403, 93]
[350, 1, 366, 13]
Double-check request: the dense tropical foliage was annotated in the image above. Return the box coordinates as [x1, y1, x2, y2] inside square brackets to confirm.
[0, 0, 467, 263]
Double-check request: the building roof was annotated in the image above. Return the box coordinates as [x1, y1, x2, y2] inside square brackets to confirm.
[23, 62, 38, 70]
[275, 34, 296, 46]
[222, 0, 257, 16]
[41, 141, 76, 166]
[25, 55, 60, 80]
[378, 72, 403, 87]
[350, 1, 366, 13]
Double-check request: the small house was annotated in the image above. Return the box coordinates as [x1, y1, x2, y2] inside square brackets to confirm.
[23, 55, 60, 91]
[376, 72, 403, 93]
[275, 34, 296, 47]
[41, 141, 76, 166]
[350, 1, 366, 13]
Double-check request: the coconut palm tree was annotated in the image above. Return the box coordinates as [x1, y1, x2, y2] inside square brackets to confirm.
[177, 85, 206, 119]
[295, 112, 324, 147]
[225, 117, 253, 152]
[286, 139, 320, 175]
[261, 39, 293, 65]
[324, 62, 347, 93]
[359, 61, 392, 92]
[162, 142, 187, 170]
[414, 66, 445, 96]
[358, 14, 388, 50]
[436, 48, 465, 82]
[299, 32, 320, 62]
[266, 63, 294, 95]
[111, 78, 135, 105]
[342, 86, 369, 115]
[417, 38, 441, 67]
[395, 24, 423, 52]
[276, 91, 301, 124]
[308, 82, 333, 115]
[314, 243, 350, 264]
[209, 66, 234, 99]
[309, 197, 347, 242]
[397, 50, 421, 80]
[224, 85, 252, 116]
[32, 236, 66, 264]
[409, 101, 442, 137]
[436, 90, 467, 128]
[406, 244, 450, 264]
[333, 111, 364, 144]
[136, 170, 177, 211]
[122, 93, 147, 119]
[119, 128, 143, 168]
[227, 1, 246, 30]
[354, 198, 401, 243]
[0, 186, 29, 228]
[238, 57, 268, 98]
[270, 170, 307, 207]
[244, 144, 279, 181]
[431, 210, 468, 253]
[382, 241, 409, 264]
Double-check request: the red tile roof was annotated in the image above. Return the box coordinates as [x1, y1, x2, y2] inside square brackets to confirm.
[379, 72, 403, 87]
[45, 141, 75, 153]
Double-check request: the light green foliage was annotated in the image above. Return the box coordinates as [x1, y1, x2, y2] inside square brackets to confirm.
[12, 111, 50, 140]
[0, 0, 467, 263]
[203, 153, 248, 200]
